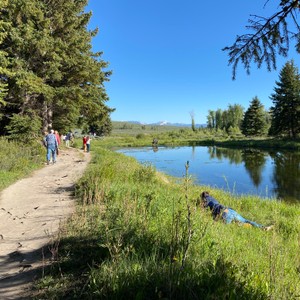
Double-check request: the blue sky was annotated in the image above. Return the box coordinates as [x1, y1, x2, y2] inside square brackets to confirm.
[86, 0, 300, 124]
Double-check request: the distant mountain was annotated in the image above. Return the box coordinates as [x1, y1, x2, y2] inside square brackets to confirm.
[150, 121, 206, 128]
[115, 120, 206, 128]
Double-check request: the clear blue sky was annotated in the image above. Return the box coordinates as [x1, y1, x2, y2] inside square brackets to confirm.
[86, 0, 300, 124]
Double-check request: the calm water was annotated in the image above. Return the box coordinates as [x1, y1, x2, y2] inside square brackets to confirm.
[117, 146, 300, 202]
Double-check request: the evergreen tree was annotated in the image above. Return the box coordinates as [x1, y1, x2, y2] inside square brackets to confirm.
[269, 60, 300, 138]
[88, 107, 114, 136]
[0, 0, 55, 132]
[0, 81, 8, 107]
[0, 0, 10, 108]
[0, 0, 112, 135]
[242, 96, 268, 136]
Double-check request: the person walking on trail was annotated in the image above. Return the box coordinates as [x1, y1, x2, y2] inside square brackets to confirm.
[86, 135, 91, 152]
[65, 131, 72, 147]
[200, 191, 274, 231]
[83, 135, 87, 152]
[45, 129, 59, 165]
[54, 130, 61, 146]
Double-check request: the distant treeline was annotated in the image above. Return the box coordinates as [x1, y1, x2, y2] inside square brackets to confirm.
[205, 60, 300, 139]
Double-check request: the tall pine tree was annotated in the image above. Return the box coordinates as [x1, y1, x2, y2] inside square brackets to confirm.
[269, 60, 300, 139]
[0, 0, 10, 108]
[0, 0, 112, 135]
[242, 96, 268, 136]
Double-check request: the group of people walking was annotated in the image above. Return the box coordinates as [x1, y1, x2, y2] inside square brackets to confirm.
[44, 130, 92, 165]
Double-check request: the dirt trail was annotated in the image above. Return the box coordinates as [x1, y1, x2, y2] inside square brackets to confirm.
[0, 148, 90, 299]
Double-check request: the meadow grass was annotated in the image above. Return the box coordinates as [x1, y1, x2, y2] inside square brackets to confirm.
[0, 137, 45, 191]
[34, 140, 300, 299]
[97, 124, 300, 150]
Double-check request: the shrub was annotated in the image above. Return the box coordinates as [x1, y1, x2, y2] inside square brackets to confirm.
[5, 110, 42, 144]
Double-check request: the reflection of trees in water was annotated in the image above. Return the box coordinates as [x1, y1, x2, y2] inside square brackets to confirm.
[208, 147, 267, 188]
[207, 146, 300, 201]
[242, 149, 267, 187]
[207, 146, 243, 164]
[269, 151, 300, 201]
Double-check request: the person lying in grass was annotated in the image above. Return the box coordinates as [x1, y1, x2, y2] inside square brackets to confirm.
[200, 191, 274, 231]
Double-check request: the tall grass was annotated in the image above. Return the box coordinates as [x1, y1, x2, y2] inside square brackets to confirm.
[0, 137, 45, 190]
[35, 144, 300, 299]
[97, 128, 300, 150]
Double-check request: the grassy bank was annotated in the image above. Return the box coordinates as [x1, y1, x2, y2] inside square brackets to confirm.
[98, 128, 300, 150]
[0, 137, 45, 191]
[34, 141, 300, 299]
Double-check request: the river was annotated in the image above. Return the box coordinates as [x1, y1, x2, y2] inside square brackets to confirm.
[117, 146, 300, 202]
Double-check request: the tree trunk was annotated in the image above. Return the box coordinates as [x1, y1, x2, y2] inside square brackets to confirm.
[41, 99, 52, 132]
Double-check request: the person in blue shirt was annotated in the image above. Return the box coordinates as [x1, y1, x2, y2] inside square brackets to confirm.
[200, 191, 273, 230]
[45, 129, 59, 165]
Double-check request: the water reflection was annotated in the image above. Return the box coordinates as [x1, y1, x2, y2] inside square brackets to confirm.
[208, 146, 244, 165]
[242, 149, 267, 187]
[117, 146, 300, 202]
[270, 151, 300, 201]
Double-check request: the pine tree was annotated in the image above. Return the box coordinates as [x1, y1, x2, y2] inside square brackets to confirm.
[242, 96, 268, 136]
[0, 0, 112, 135]
[269, 60, 300, 139]
[0, 0, 10, 108]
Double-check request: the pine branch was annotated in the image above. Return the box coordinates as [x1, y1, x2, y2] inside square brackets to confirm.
[223, 1, 299, 79]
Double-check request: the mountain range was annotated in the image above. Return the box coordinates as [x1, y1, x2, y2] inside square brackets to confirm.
[123, 120, 206, 128]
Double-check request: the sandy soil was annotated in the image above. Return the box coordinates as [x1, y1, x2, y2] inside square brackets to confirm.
[0, 148, 90, 299]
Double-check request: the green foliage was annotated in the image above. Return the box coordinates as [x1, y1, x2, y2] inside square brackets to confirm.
[135, 133, 145, 139]
[0, 137, 44, 190]
[223, 1, 298, 79]
[0, 0, 112, 136]
[206, 104, 244, 134]
[5, 110, 42, 144]
[242, 96, 269, 136]
[98, 122, 300, 150]
[88, 108, 114, 136]
[133, 163, 157, 183]
[0, 81, 8, 106]
[269, 60, 300, 139]
[207, 110, 215, 129]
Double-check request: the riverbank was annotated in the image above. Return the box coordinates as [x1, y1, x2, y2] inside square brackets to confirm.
[98, 132, 300, 150]
[34, 144, 300, 299]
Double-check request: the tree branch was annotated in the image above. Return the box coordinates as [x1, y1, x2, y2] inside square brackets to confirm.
[223, 1, 299, 79]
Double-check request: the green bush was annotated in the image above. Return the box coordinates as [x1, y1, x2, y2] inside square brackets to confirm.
[5, 110, 42, 144]
[136, 133, 145, 139]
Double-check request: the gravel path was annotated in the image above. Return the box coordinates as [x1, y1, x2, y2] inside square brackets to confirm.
[0, 148, 90, 299]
